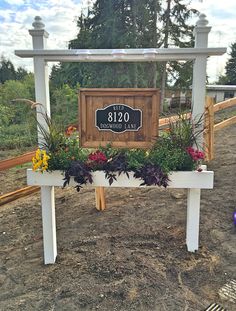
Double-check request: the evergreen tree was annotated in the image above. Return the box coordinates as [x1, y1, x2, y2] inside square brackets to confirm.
[0, 57, 16, 83]
[224, 42, 236, 85]
[0, 56, 29, 84]
[159, 0, 197, 108]
[50, 0, 197, 90]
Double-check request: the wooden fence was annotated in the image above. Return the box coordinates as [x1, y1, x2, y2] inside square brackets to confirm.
[0, 151, 40, 206]
[1, 97, 236, 206]
[204, 96, 236, 161]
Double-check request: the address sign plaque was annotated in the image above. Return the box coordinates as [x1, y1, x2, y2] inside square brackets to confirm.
[95, 104, 142, 133]
[79, 88, 159, 148]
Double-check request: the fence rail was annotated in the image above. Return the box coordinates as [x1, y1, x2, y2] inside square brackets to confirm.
[0, 151, 36, 171]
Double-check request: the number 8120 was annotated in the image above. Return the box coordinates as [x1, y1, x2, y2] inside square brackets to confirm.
[107, 112, 130, 123]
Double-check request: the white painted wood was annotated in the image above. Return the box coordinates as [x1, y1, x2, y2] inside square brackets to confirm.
[41, 186, 57, 264]
[15, 47, 226, 62]
[29, 17, 57, 264]
[27, 169, 212, 254]
[29, 17, 51, 146]
[186, 188, 201, 252]
[27, 169, 214, 189]
[192, 14, 211, 147]
[16, 15, 221, 262]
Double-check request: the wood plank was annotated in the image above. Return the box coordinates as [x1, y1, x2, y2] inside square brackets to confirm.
[82, 141, 153, 149]
[0, 186, 40, 206]
[151, 92, 159, 141]
[159, 112, 191, 127]
[94, 187, 106, 211]
[99, 187, 106, 211]
[214, 115, 236, 131]
[27, 169, 214, 189]
[213, 97, 236, 112]
[95, 187, 101, 210]
[79, 88, 160, 96]
[0, 151, 36, 171]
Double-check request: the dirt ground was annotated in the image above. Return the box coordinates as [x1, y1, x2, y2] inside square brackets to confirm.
[0, 125, 236, 311]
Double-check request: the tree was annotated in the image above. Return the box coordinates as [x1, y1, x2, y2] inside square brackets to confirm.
[0, 74, 37, 149]
[159, 0, 197, 110]
[51, 0, 162, 88]
[224, 42, 236, 85]
[0, 56, 16, 83]
[0, 56, 29, 84]
[50, 83, 78, 126]
[50, 0, 197, 93]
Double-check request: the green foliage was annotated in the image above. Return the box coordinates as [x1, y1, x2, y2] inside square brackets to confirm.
[0, 76, 35, 125]
[0, 104, 13, 127]
[0, 74, 37, 150]
[48, 143, 89, 171]
[0, 122, 37, 150]
[125, 149, 148, 170]
[50, 83, 78, 126]
[98, 143, 119, 159]
[148, 114, 204, 172]
[149, 137, 194, 172]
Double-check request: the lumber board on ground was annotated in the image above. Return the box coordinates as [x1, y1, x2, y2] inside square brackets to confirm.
[0, 186, 40, 206]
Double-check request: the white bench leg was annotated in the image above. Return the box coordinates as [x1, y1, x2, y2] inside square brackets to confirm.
[186, 188, 201, 252]
[41, 186, 57, 264]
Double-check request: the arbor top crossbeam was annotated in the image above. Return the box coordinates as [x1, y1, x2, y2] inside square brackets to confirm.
[15, 47, 226, 62]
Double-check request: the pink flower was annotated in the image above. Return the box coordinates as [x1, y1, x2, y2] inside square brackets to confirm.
[186, 147, 205, 161]
[88, 150, 107, 166]
[196, 151, 204, 159]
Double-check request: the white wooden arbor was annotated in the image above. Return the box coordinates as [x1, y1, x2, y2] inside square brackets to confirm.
[15, 14, 226, 264]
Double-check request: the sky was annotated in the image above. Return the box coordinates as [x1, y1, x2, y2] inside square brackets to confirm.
[0, 0, 236, 83]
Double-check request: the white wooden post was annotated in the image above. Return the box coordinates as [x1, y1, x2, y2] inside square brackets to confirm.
[29, 17, 57, 264]
[192, 13, 211, 135]
[186, 188, 201, 251]
[186, 14, 211, 252]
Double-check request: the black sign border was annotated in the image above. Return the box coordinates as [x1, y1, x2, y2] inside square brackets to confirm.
[95, 103, 143, 134]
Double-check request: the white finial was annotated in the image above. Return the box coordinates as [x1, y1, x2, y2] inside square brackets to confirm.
[32, 16, 45, 30]
[196, 13, 208, 27]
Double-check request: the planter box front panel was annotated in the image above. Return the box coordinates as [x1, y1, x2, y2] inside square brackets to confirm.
[27, 169, 214, 189]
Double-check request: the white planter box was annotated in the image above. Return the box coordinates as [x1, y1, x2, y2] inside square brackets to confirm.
[27, 169, 214, 189]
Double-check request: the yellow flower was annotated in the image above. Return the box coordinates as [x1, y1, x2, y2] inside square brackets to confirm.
[32, 149, 50, 172]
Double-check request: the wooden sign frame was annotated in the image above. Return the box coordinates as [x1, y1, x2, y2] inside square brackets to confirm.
[79, 88, 159, 148]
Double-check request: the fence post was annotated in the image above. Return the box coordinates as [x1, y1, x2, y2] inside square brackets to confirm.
[192, 14, 211, 147]
[29, 17, 57, 264]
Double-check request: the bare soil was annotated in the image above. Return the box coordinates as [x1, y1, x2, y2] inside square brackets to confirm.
[0, 125, 236, 311]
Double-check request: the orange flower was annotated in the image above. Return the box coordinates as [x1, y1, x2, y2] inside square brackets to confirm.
[66, 125, 77, 136]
